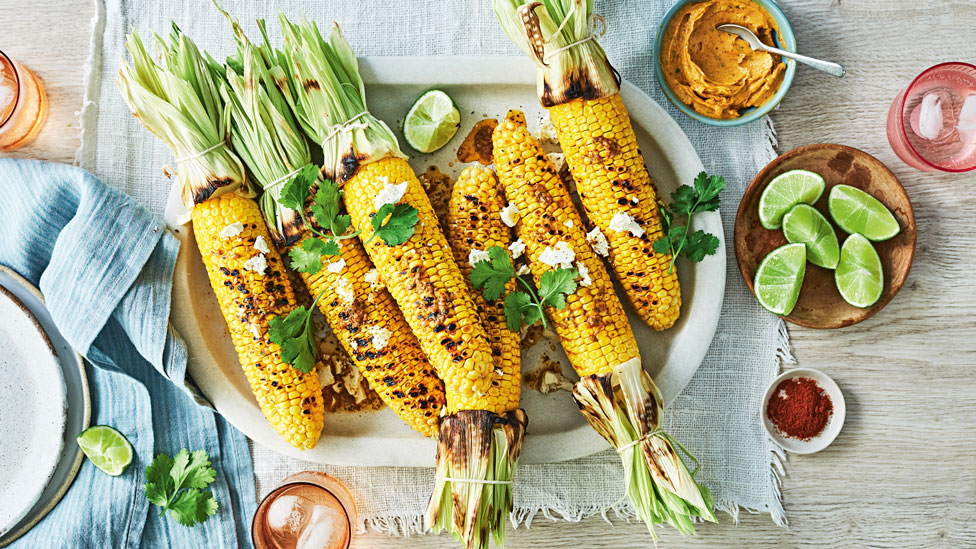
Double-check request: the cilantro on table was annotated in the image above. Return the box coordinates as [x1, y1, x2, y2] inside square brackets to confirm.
[144, 449, 219, 527]
[276, 163, 418, 276]
[470, 245, 577, 331]
[653, 171, 724, 274]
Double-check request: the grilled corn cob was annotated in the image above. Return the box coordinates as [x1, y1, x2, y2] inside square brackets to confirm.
[427, 165, 527, 548]
[493, 109, 714, 539]
[494, 0, 680, 331]
[218, 16, 445, 437]
[277, 18, 522, 548]
[118, 24, 324, 449]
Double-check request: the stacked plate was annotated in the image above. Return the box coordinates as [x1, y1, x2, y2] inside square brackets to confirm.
[0, 267, 90, 546]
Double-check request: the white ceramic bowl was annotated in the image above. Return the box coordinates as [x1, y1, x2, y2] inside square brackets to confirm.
[761, 368, 845, 454]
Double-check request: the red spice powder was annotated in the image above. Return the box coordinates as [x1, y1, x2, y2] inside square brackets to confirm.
[766, 376, 833, 440]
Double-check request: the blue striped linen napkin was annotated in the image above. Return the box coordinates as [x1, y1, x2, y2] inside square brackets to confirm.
[0, 158, 254, 548]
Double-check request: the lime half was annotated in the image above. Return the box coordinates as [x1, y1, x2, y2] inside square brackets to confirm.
[754, 243, 807, 315]
[828, 185, 900, 241]
[783, 204, 840, 269]
[835, 233, 884, 308]
[402, 90, 461, 153]
[758, 169, 826, 230]
[77, 425, 133, 476]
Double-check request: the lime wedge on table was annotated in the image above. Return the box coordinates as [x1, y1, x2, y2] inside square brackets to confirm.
[783, 204, 840, 269]
[77, 425, 133, 476]
[828, 185, 900, 241]
[402, 90, 461, 153]
[835, 233, 884, 308]
[754, 243, 807, 315]
[758, 170, 826, 229]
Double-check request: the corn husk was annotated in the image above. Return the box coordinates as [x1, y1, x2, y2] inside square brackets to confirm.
[573, 358, 715, 541]
[494, 0, 618, 107]
[277, 17, 405, 183]
[425, 410, 527, 549]
[117, 23, 249, 206]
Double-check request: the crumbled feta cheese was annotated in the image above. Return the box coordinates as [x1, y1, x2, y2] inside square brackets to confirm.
[253, 235, 270, 254]
[577, 262, 592, 287]
[373, 180, 408, 210]
[608, 212, 644, 237]
[317, 364, 335, 387]
[564, 219, 574, 229]
[546, 152, 565, 172]
[367, 325, 392, 350]
[468, 248, 491, 265]
[242, 254, 267, 275]
[364, 268, 384, 289]
[349, 338, 359, 350]
[219, 222, 244, 239]
[587, 227, 610, 256]
[249, 323, 261, 340]
[628, 195, 639, 205]
[534, 116, 559, 144]
[335, 276, 354, 303]
[500, 202, 520, 228]
[326, 258, 346, 274]
[538, 241, 575, 269]
[340, 364, 366, 404]
[517, 264, 530, 275]
[508, 239, 526, 259]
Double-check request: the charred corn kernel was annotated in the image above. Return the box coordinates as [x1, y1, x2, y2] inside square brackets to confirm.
[493, 110, 639, 377]
[343, 156, 495, 413]
[192, 193, 324, 450]
[548, 93, 681, 331]
[446, 166, 521, 414]
[293, 233, 445, 437]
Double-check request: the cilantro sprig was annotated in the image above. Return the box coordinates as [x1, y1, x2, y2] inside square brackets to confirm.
[470, 246, 577, 331]
[652, 171, 724, 274]
[277, 164, 419, 275]
[144, 449, 219, 527]
[268, 289, 328, 374]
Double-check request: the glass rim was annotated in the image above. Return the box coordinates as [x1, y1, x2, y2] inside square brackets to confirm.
[250, 479, 353, 549]
[0, 48, 21, 130]
[898, 61, 976, 173]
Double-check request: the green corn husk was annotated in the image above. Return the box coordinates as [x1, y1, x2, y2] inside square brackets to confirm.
[426, 410, 527, 549]
[494, 0, 618, 107]
[216, 11, 310, 246]
[573, 358, 716, 542]
[117, 22, 249, 206]
[277, 16, 404, 183]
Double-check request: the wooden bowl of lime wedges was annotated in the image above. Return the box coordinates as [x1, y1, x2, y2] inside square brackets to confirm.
[734, 144, 917, 329]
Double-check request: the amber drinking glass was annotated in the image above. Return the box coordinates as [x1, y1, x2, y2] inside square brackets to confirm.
[0, 49, 47, 150]
[252, 472, 356, 549]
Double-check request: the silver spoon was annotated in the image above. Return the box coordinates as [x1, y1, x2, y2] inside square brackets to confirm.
[716, 24, 845, 77]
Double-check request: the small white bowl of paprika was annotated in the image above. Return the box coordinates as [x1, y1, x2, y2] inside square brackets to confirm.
[761, 368, 846, 454]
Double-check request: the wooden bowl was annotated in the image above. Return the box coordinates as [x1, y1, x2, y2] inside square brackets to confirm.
[734, 144, 916, 329]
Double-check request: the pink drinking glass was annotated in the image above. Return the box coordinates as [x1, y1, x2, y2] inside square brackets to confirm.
[886, 62, 976, 173]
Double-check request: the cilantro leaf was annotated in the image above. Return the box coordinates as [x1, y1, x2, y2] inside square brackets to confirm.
[669, 185, 698, 217]
[143, 449, 219, 527]
[268, 306, 316, 373]
[503, 292, 536, 331]
[693, 171, 725, 209]
[288, 237, 339, 275]
[470, 245, 514, 301]
[309, 179, 342, 233]
[682, 230, 720, 262]
[537, 268, 577, 309]
[277, 163, 317, 212]
[371, 203, 418, 246]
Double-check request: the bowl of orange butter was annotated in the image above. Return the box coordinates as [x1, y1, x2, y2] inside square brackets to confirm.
[654, 0, 797, 126]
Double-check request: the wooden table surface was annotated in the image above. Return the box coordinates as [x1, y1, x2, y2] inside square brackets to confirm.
[4, 1, 975, 547]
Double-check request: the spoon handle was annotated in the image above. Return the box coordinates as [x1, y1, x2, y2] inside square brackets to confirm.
[764, 45, 846, 77]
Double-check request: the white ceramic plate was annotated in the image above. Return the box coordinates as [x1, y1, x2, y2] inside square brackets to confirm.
[0, 267, 90, 547]
[761, 368, 846, 454]
[171, 57, 725, 466]
[0, 286, 67, 536]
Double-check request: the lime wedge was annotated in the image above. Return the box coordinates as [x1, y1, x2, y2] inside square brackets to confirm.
[835, 233, 884, 308]
[402, 90, 461, 153]
[827, 185, 900, 241]
[782, 204, 840, 269]
[754, 243, 807, 315]
[77, 425, 133, 476]
[758, 169, 826, 229]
